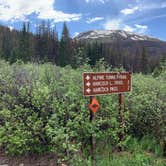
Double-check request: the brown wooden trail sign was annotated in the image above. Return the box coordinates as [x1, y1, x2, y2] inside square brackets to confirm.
[83, 72, 132, 96]
[83, 72, 132, 164]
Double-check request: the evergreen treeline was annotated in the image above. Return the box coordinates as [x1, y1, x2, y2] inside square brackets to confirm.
[0, 22, 165, 73]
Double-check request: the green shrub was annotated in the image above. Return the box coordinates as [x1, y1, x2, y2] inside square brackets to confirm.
[126, 73, 166, 154]
[0, 60, 165, 163]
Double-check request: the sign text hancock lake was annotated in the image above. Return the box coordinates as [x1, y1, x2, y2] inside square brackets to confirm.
[83, 72, 132, 96]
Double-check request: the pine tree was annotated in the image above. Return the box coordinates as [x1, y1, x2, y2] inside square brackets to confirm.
[57, 22, 71, 67]
[1, 27, 13, 61]
[18, 22, 33, 62]
[10, 47, 19, 63]
[140, 47, 149, 73]
[108, 46, 116, 68]
[86, 42, 102, 66]
[49, 27, 59, 64]
[34, 21, 59, 63]
[72, 46, 89, 68]
[133, 47, 141, 72]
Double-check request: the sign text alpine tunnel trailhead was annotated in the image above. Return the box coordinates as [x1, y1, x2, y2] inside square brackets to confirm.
[83, 72, 132, 96]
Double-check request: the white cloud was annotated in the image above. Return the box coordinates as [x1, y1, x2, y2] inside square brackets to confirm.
[0, 0, 81, 22]
[73, 32, 79, 37]
[85, 0, 107, 4]
[104, 19, 122, 30]
[147, 14, 166, 21]
[121, 2, 166, 16]
[104, 19, 148, 34]
[120, 6, 139, 15]
[38, 10, 81, 23]
[124, 24, 148, 33]
[86, 17, 104, 24]
[134, 24, 148, 33]
[135, 24, 147, 29]
[123, 25, 135, 32]
[142, 2, 166, 10]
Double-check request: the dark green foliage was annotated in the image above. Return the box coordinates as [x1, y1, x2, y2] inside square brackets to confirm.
[35, 21, 59, 63]
[153, 55, 166, 77]
[126, 73, 166, 157]
[0, 60, 165, 164]
[57, 22, 72, 67]
[0, 26, 19, 62]
[18, 22, 34, 62]
[71, 47, 89, 68]
[140, 47, 149, 74]
[86, 42, 102, 66]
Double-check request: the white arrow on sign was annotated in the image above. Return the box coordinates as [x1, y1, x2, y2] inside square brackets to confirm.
[86, 82, 91, 87]
[86, 88, 91, 93]
[86, 75, 90, 80]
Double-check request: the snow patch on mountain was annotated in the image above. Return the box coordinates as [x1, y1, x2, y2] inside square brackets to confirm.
[74, 30, 160, 42]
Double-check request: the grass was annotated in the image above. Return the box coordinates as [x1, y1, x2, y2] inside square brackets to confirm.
[126, 136, 164, 157]
[79, 151, 166, 166]
[96, 152, 166, 166]
[78, 137, 166, 166]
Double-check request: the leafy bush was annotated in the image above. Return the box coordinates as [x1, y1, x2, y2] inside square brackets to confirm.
[0, 60, 165, 163]
[126, 73, 166, 154]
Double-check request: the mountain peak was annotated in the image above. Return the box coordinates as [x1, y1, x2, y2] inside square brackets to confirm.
[74, 30, 160, 42]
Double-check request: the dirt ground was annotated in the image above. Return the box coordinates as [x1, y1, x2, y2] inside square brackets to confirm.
[0, 150, 58, 166]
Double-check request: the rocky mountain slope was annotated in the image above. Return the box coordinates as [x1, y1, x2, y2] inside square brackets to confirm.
[74, 30, 161, 42]
[74, 30, 166, 58]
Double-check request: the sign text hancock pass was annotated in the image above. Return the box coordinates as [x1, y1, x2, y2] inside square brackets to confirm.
[83, 72, 132, 96]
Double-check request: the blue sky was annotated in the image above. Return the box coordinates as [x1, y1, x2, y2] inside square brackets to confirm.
[0, 0, 166, 40]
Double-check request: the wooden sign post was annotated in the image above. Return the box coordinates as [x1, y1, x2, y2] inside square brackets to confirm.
[89, 96, 96, 166]
[83, 72, 132, 164]
[118, 93, 125, 151]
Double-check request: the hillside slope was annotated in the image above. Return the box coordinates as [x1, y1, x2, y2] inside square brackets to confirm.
[74, 30, 166, 56]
